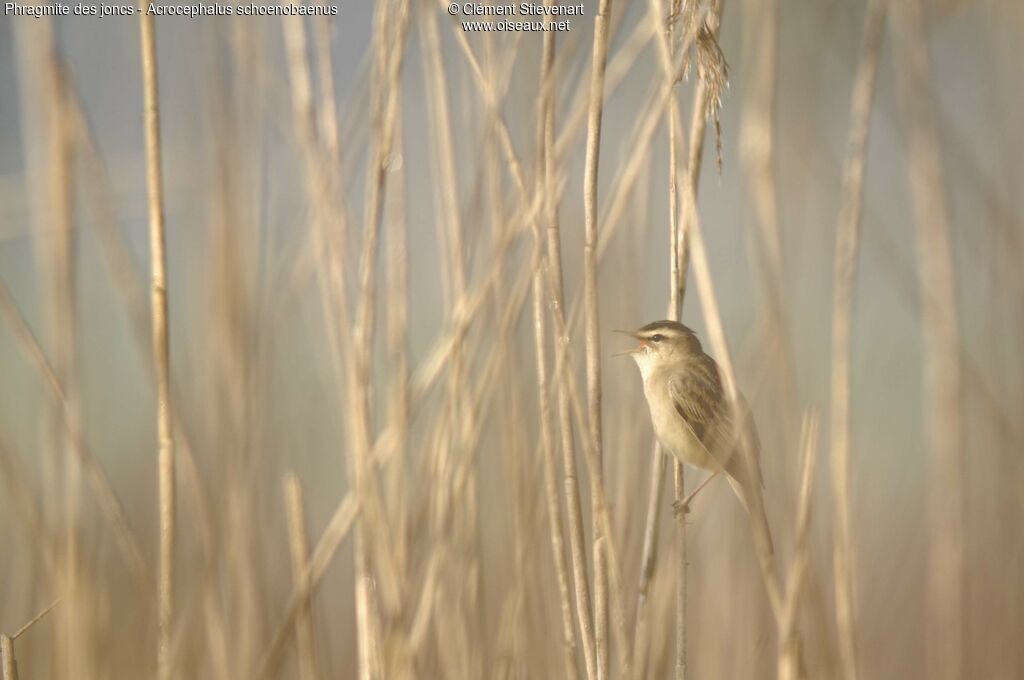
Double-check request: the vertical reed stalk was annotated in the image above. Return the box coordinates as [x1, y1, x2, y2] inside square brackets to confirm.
[681, 174, 784, 620]
[385, 87, 411, 584]
[635, 1, 718, 674]
[64, 82, 215, 565]
[436, 24, 632, 671]
[0, 635, 15, 680]
[664, 1, 687, 676]
[284, 474, 320, 680]
[0, 283, 145, 582]
[139, 15, 175, 680]
[890, 2, 966, 678]
[778, 415, 818, 680]
[349, 1, 411, 675]
[594, 537, 609, 679]
[829, 2, 886, 679]
[545, 102, 599, 680]
[41, 42, 80, 680]
[583, 0, 613, 676]
[739, 0, 799, 452]
[0, 602, 59, 680]
[421, 3, 482, 674]
[633, 437, 664, 676]
[536, 12, 582, 678]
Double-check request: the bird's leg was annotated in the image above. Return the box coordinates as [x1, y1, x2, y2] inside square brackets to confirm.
[672, 471, 719, 518]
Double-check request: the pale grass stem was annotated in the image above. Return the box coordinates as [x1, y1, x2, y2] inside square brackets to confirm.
[681, 161, 785, 619]
[583, 0, 613, 677]
[347, 1, 413, 676]
[778, 415, 819, 680]
[0, 636, 15, 680]
[421, 3, 484, 674]
[1, 600, 61, 680]
[830, 2, 886, 678]
[544, 115, 599, 680]
[0, 282, 146, 583]
[139, 15, 175, 680]
[664, 0, 688, 677]
[891, 1, 967, 678]
[536, 12, 582, 678]
[284, 474, 320, 680]
[738, 0, 800, 455]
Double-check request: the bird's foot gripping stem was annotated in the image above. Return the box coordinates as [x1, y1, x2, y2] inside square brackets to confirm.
[671, 471, 719, 520]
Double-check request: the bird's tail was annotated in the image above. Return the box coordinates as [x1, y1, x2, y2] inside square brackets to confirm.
[726, 465, 775, 556]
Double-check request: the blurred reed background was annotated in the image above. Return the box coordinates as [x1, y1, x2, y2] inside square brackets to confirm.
[0, 0, 1022, 678]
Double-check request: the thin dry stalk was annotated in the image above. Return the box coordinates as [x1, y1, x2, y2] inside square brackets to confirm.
[139, 15, 175, 680]
[348, 0, 411, 674]
[634, 2, 719, 675]
[535, 14, 582, 679]
[778, 414, 819, 680]
[545, 109, 599, 680]
[669, 8, 786, 631]
[554, 18, 657, 162]
[280, 5, 401, 652]
[581, 14, 700, 268]
[632, 440, 664, 677]
[890, 2, 966, 678]
[313, 18, 340, 159]
[672, 460, 686, 680]
[0, 600, 59, 680]
[384, 87, 411, 584]
[11, 19, 62, 577]
[634, 61, 677, 680]
[0, 437, 55, 578]
[358, 1, 410, 611]
[421, 4, 484, 675]
[0, 282, 146, 583]
[829, 2, 886, 679]
[257, 495, 359, 679]
[12, 600, 60, 643]
[738, 0, 801, 465]
[677, 0, 724, 303]
[665, 1, 687, 677]
[544, 306, 633, 677]
[594, 536, 610, 680]
[283, 6, 408, 641]
[44, 54, 79, 680]
[61, 67, 230, 676]
[681, 169, 784, 620]
[284, 474, 320, 680]
[582, 1, 613, 677]
[1, 635, 15, 680]
[12, 25, 83, 676]
[531, 260, 580, 679]
[59, 77, 216, 565]
[738, 0, 782, 279]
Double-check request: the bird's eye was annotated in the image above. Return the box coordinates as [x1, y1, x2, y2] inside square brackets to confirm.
[650, 334, 665, 343]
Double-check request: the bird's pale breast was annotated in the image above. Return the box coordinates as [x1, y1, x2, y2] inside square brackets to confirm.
[643, 372, 717, 471]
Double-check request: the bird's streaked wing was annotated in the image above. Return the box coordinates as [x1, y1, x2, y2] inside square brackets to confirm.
[667, 370, 735, 470]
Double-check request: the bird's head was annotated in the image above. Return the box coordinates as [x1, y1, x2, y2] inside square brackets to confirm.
[614, 320, 703, 379]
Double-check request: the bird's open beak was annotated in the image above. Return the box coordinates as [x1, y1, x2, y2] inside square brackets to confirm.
[612, 329, 643, 357]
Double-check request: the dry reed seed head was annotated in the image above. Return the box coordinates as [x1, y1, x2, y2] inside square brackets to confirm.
[671, 0, 701, 82]
[663, 0, 685, 34]
[696, 21, 729, 172]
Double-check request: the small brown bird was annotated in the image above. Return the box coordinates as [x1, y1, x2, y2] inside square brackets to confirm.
[618, 320, 774, 554]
